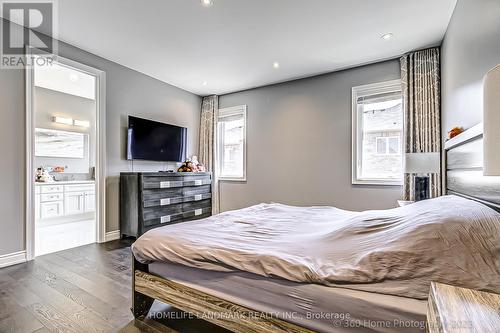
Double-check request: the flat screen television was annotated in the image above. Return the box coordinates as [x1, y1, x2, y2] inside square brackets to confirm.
[127, 116, 187, 162]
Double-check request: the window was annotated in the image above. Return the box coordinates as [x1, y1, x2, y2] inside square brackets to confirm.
[352, 80, 403, 185]
[217, 105, 247, 181]
[375, 136, 400, 155]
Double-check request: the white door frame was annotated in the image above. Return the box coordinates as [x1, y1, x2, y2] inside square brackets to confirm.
[25, 47, 107, 260]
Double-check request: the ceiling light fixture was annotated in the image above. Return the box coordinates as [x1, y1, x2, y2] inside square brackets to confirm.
[273, 62, 280, 69]
[381, 33, 394, 41]
[202, 81, 208, 86]
[200, 0, 214, 7]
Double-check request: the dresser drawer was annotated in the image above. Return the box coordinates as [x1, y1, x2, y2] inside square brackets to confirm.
[142, 187, 183, 202]
[183, 184, 211, 196]
[142, 175, 211, 189]
[183, 198, 211, 211]
[143, 190, 211, 208]
[40, 185, 64, 194]
[40, 193, 64, 202]
[40, 201, 64, 219]
[182, 207, 211, 220]
[142, 203, 184, 226]
[65, 184, 95, 192]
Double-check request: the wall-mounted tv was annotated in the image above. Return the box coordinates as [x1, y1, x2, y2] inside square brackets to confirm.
[127, 116, 187, 162]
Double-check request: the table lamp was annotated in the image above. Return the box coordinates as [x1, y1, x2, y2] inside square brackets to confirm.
[404, 152, 440, 201]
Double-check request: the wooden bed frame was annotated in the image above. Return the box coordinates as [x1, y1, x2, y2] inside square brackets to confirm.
[131, 124, 499, 332]
[132, 259, 313, 333]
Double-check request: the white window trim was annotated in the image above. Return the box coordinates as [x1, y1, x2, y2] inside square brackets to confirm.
[351, 79, 403, 186]
[217, 105, 247, 182]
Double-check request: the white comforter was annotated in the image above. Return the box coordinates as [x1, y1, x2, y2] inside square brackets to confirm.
[132, 195, 500, 299]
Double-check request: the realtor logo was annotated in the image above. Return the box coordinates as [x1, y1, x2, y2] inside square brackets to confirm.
[1, 0, 57, 68]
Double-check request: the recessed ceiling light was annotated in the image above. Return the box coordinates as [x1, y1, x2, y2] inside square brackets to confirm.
[200, 0, 214, 7]
[273, 62, 280, 69]
[202, 81, 208, 86]
[381, 33, 394, 41]
[69, 73, 79, 82]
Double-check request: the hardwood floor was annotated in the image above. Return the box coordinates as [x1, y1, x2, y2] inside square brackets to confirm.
[0, 240, 230, 333]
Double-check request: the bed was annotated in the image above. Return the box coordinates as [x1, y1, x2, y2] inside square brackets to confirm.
[130, 125, 500, 333]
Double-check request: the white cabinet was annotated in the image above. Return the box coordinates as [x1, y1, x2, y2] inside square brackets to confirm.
[35, 182, 95, 221]
[40, 201, 64, 219]
[65, 191, 85, 215]
[35, 194, 41, 220]
[84, 192, 96, 212]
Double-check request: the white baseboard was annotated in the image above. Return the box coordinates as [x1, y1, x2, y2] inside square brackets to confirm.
[0, 251, 27, 268]
[105, 230, 121, 242]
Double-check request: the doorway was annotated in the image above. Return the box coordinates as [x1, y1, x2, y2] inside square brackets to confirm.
[25, 49, 106, 259]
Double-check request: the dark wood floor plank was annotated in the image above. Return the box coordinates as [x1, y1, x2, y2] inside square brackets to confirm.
[0, 240, 229, 333]
[0, 307, 45, 333]
[42, 253, 131, 299]
[55, 250, 131, 286]
[27, 302, 83, 333]
[11, 259, 131, 327]
[36, 255, 129, 306]
[72, 308, 115, 333]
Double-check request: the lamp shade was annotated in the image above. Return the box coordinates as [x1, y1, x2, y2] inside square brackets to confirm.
[404, 153, 440, 174]
[483, 64, 500, 176]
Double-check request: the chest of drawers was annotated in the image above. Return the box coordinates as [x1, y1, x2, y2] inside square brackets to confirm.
[120, 172, 212, 238]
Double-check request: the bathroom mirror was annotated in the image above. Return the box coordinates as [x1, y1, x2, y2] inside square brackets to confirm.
[35, 128, 86, 158]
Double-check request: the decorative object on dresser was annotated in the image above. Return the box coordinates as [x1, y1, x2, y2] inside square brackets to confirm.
[120, 172, 212, 238]
[427, 282, 500, 333]
[404, 152, 440, 201]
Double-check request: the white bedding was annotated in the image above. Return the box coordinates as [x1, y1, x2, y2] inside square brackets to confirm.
[132, 195, 500, 299]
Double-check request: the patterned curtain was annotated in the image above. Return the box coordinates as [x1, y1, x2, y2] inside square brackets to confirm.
[199, 95, 220, 214]
[400, 48, 442, 200]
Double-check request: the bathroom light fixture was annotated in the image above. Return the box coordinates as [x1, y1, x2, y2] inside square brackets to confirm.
[381, 33, 394, 41]
[52, 116, 73, 125]
[273, 62, 280, 69]
[73, 119, 90, 128]
[200, 0, 213, 7]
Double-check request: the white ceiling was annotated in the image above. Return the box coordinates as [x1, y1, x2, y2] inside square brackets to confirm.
[50, 0, 456, 95]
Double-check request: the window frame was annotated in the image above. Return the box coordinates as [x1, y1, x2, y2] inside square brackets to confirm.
[217, 105, 247, 182]
[375, 136, 401, 155]
[351, 79, 403, 186]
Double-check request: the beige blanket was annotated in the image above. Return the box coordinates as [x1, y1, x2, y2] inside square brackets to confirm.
[132, 195, 500, 299]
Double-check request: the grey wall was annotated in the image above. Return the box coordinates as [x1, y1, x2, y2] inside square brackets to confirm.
[0, 22, 201, 255]
[219, 60, 403, 212]
[35, 87, 96, 174]
[441, 0, 500, 137]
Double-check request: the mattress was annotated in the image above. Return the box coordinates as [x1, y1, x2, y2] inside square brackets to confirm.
[135, 197, 500, 300]
[149, 262, 427, 333]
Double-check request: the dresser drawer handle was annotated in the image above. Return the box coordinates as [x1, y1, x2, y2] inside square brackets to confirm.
[160, 181, 171, 188]
[194, 180, 202, 186]
[160, 198, 171, 205]
[160, 215, 171, 223]
[194, 209, 203, 216]
[194, 194, 202, 201]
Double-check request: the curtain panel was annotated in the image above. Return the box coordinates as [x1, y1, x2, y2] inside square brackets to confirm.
[400, 48, 442, 200]
[199, 95, 220, 214]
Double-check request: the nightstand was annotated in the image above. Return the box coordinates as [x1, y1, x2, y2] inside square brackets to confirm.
[397, 200, 415, 207]
[427, 282, 500, 333]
